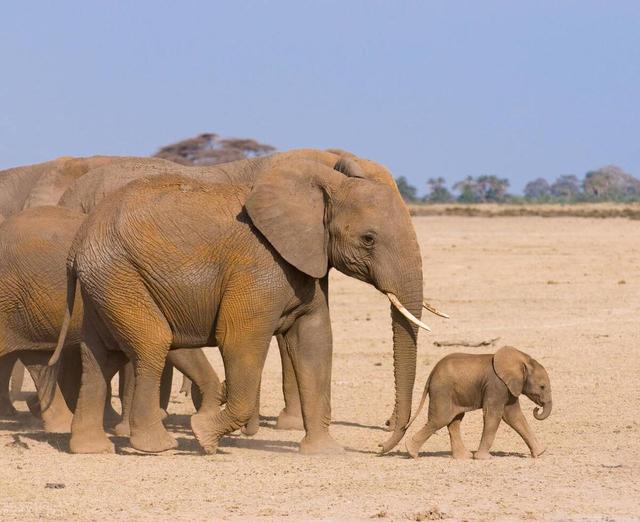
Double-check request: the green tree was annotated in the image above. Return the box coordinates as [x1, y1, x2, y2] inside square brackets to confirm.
[583, 165, 640, 201]
[395, 176, 418, 202]
[425, 177, 453, 203]
[550, 175, 581, 201]
[453, 175, 510, 203]
[524, 178, 551, 200]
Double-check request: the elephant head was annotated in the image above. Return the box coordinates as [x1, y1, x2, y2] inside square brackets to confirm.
[246, 157, 432, 453]
[493, 346, 552, 420]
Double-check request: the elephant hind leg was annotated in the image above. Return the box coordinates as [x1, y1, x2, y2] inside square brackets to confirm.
[19, 351, 73, 433]
[447, 413, 472, 459]
[70, 303, 117, 454]
[0, 354, 19, 417]
[405, 395, 456, 459]
[114, 361, 134, 437]
[275, 335, 304, 431]
[124, 335, 175, 453]
[10, 359, 25, 400]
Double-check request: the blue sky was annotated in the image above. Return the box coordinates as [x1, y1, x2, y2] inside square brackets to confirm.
[1, 1, 638, 194]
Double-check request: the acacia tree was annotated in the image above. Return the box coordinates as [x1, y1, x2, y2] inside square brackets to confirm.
[453, 175, 510, 202]
[154, 133, 276, 166]
[550, 175, 581, 201]
[524, 178, 551, 200]
[395, 176, 418, 202]
[425, 177, 453, 203]
[583, 165, 640, 201]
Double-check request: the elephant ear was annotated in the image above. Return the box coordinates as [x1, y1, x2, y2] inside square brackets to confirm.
[493, 346, 530, 397]
[245, 160, 343, 279]
[334, 156, 399, 193]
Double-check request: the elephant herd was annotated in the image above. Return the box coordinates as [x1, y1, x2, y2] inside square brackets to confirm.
[0, 149, 446, 456]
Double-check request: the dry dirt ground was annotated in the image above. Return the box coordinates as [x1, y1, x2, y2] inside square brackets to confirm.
[1, 216, 639, 521]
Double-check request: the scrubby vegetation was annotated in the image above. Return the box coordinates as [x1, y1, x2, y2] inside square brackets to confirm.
[399, 165, 640, 204]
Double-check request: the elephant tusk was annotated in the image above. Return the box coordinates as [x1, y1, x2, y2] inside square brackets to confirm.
[423, 300, 450, 319]
[386, 293, 431, 332]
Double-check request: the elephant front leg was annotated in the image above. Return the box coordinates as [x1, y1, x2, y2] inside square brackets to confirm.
[285, 305, 343, 455]
[275, 334, 304, 431]
[503, 399, 545, 458]
[474, 402, 504, 460]
[168, 348, 222, 415]
[190, 335, 271, 455]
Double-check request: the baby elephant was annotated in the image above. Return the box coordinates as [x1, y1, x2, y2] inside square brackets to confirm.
[405, 346, 552, 460]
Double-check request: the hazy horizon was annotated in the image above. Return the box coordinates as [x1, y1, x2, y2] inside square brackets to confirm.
[1, 2, 639, 194]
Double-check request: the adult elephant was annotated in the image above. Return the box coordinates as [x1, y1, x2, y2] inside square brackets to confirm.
[56, 149, 445, 434]
[0, 206, 95, 431]
[0, 156, 127, 220]
[0, 206, 213, 433]
[53, 155, 430, 455]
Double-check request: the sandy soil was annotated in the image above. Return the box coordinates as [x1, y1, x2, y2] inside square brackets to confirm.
[1, 216, 639, 521]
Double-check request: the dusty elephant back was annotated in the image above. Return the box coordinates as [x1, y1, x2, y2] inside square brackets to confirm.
[56, 149, 348, 215]
[0, 206, 85, 353]
[24, 156, 127, 210]
[0, 155, 127, 220]
[57, 157, 187, 213]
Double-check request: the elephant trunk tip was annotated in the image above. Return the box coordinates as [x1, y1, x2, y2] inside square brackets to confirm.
[533, 401, 552, 420]
[378, 429, 407, 455]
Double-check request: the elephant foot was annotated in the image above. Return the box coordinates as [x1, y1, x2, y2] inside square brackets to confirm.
[275, 409, 304, 431]
[113, 420, 131, 437]
[451, 449, 473, 460]
[0, 397, 17, 417]
[70, 430, 115, 454]
[299, 433, 344, 455]
[241, 413, 260, 437]
[191, 412, 219, 455]
[129, 423, 177, 453]
[473, 450, 492, 460]
[531, 446, 546, 458]
[405, 437, 422, 459]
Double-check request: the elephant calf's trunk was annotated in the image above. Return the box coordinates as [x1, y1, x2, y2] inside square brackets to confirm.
[533, 400, 552, 420]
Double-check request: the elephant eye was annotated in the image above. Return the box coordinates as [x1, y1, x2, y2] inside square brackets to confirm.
[361, 232, 376, 247]
[540, 385, 545, 390]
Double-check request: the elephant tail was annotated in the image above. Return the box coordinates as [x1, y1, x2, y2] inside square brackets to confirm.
[48, 263, 78, 367]
[403, 372, 431, 430]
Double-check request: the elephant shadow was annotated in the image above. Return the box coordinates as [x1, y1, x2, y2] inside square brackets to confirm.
[487, 450, 530, 459]
[0, 412, 42, 431]
[332, 419, 388, 432]
[114, 434, 299, 457]
[12, 431, 70, 453]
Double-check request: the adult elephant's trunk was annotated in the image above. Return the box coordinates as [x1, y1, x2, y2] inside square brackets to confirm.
[533, 400, 552, 420]
[378, 280, 423, 454]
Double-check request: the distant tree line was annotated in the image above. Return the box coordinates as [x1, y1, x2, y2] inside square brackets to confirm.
[396, 165, 640, 204]
[155, 135, 638, 205]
